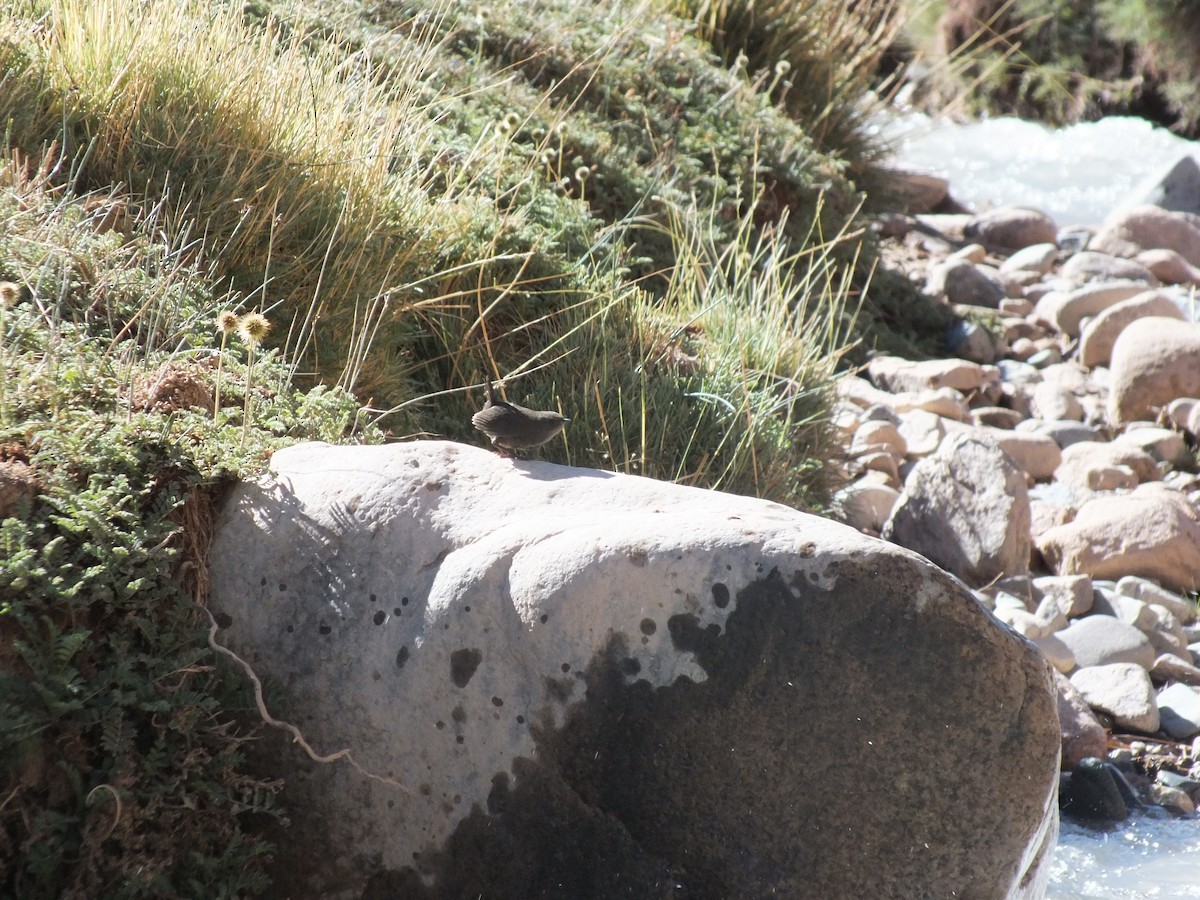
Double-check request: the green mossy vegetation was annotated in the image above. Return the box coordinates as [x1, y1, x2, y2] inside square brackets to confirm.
[0, 161, 371, 896]
[0, 0, 936, 893]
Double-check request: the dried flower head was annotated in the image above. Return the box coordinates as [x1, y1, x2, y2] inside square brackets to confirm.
[774, 59, 792, 76]
[574, 166, 591, 182]
[0, 282, 20, 309]
[216, 310, 239, 335]
[237, 312, 271, 346]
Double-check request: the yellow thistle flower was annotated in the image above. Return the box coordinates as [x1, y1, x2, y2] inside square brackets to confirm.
[237, 312, 271, 346]
[216, 310, 239, 334]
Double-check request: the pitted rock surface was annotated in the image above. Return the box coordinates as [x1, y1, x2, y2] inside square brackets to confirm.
[208, 440, 1060, 900]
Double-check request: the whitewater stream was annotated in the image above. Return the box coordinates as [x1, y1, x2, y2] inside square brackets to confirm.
[878, 113, 1200, 227]
[1048, 814, 1200, 899]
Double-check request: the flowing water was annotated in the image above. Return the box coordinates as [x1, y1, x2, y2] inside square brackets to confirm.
[1048, 814, 1200, 898]
[881, 110, 1200, 898]
[877, 113, 1200, 227]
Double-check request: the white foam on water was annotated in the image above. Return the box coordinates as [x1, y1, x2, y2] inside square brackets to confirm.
[1047, 814, 1200, 899]
[876, 113, 1200, 227]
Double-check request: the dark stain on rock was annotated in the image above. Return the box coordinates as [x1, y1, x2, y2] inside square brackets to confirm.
[451, 705, 467, 723]
[306, 553, 1058, 900]
[373, 610, 387, 626]
[215, 612, 233, 629]
[487, 772, 511, 815]
[396, 645, 410, 670]
[543, 675, 574, 703]
[619, 657, 641, 677]
[788, 567, 821, 590]
[450, 648, 482, 688]
[317, 621, 331, 635]
[363, 757, 682, 900]
[639, 618, 656, 636]
[491, 696, 504, 707]
[711, 582, 730, 609]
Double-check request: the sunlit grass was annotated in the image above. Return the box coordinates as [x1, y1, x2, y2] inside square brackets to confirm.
[666, 0, 905, 184]
[0, 0, 479, 402]
[541, 187, 863, 507]
[0, 0, 874, 501]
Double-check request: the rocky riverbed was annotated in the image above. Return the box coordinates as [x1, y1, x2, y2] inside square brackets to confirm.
[835, 166, 1200, 824]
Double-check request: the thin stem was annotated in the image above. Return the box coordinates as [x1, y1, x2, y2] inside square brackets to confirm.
[214, 331, 227, 421]
[241, 344, 256, 449]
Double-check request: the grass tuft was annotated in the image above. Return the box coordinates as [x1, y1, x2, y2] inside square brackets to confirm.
[667, 0, 906, 188]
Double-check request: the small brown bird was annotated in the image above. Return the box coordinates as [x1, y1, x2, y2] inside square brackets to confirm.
[472, 380, 569, 455]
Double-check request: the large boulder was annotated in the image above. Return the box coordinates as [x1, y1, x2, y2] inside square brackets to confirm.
[964, 206, 1058, 251]
[208, 441, 1060, 900]
[1069, 663, 1160, 734]
[1053, 670, 1108, 769]
[867, 355, 993, 394]
[1108, 317, 1200, 424]
[1053, 441, 1160, 493]
[1138, 248, 1200, 286]
[1058, 251, 1154, 285]
[1077, 290, 1185, 369]
[1035, 486, 1200, 593]
[1054, 615, 1157, 671]
[1091, 204, 1200, 265]
[1033, 281, 1146, 338]
[883, 432, 1032, 585]
[975, 426, 1062, 481]
[927, 258, 1007, 308]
